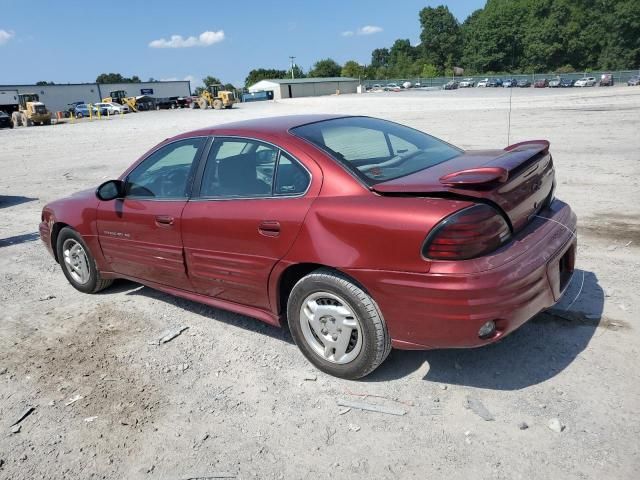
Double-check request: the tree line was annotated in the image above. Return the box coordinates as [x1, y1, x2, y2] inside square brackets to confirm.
[92, 0, 639, 90]
[245, 0, 639, 85]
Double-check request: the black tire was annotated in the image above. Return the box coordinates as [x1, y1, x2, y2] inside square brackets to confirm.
[56, 227, 113, 294]
[287, 268, 391, 379]
[76, 112, 83, 118]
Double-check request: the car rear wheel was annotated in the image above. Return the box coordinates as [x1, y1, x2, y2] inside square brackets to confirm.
[56, 228, 113, 294]
[287, 269, 391, 379]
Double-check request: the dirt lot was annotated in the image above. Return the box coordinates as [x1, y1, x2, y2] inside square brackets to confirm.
[1, 86, 639, 479]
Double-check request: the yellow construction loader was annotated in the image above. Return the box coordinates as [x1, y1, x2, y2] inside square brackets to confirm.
[102, 90, 138, 112]
[11, 93, 51, 126]
[192, 84, 236, 110]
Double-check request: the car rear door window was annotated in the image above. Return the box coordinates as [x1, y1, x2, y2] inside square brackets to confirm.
[275, 152, 310, 195]
[125, 137, 205, 199]
[200, 138, 277, 198]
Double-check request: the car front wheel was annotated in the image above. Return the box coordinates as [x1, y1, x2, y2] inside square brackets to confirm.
[287, 269, 391, 379]
[56, 227, 113, 294]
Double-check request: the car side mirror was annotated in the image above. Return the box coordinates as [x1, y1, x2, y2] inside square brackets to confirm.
[96, 179, 124, 201]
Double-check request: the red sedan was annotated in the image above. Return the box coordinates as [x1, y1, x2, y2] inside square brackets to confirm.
[40, 115, 576, 379]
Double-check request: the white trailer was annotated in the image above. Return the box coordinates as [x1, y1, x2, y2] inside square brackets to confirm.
[0, 89, 19, 114]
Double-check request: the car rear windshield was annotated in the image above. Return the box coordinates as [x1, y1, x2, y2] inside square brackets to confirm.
[291, 116, 462, 185]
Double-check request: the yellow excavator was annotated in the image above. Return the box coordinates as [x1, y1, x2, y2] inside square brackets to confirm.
[192, 84, 236, 110]
[102, 90, 138, 112]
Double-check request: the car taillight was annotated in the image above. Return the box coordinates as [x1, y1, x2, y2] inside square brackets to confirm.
[422, 204, 511, 260]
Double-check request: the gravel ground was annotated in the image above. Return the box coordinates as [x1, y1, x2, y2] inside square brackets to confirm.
[1, 86, 639, 479]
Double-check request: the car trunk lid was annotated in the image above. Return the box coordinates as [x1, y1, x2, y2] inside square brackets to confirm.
[371, 140, 555, 232]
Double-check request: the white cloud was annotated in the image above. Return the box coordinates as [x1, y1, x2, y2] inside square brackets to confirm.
[341, 25, 383, 37]
[0, 29, 15, 45]
[358, 25, 383, 35]
[149, 30, 225, 48]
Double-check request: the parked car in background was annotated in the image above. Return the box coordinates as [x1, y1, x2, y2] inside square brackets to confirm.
[0, 110, 13, 128]
[487, 78, 503, 87]
[502, 79, 517, 88]
[155, 98, 179, 110]
[599, 73, 614, 86]
[402, 81, 413, 89]
[173, 96, 190, 108]
[548, 77, 561, 88]
[371, 84, 383, 91]
[443, 80, 459, 90]
[628, 76, 640, 86]
[94, 102, 129, 115]
[559, 78, 574, 88]
[73, 104, 103, 118]
[39, 114, 576, 379]
[517, 79, 532, 88]
[112, 102, 129, 114]
[477, 78, 489, 87]
[385, 83, 401, 92]
[574, 77, 596, 87]
[534, 78, 549, 88]
[459, 78, 475, 88]
[414, 82, 421, 87]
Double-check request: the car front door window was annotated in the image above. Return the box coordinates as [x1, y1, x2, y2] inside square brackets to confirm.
[126, 138, 205, 199]
[200, 138, 277, 198]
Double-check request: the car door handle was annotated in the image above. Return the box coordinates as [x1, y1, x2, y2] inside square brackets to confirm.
[155, 215, 175, 227]
[258, 220, 280, 237]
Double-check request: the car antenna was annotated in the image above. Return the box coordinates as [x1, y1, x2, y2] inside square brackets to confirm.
[506, 81, 513, 146]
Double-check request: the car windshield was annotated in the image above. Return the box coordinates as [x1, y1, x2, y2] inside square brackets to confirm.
[291, 116, 462, 185]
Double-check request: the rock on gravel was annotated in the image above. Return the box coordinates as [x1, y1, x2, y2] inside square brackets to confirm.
[547, 418, 565, 433]
[465, 395, 495, 421]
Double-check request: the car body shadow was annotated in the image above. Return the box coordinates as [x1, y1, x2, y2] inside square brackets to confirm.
[364, 270, 605, 389]
[102, 280, 294, 345]
[0, 195, 37, 209]
[0, 232, 40, 248]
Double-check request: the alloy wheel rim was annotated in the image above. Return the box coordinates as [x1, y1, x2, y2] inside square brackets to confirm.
[299, 291, 362, 364]
[62, 239, 90, 285]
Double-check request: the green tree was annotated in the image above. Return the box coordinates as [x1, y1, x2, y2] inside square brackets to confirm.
[419, 6, 462, 73]
[96, 73, 141, 84]
[285, 64, 306, 79]
[420, 64, 439, 78]
[245, 68, 287, 87]
[370, 48, 390, 68]
[341, 60, 362, 78]
[203, 76, 222, 87]
[308, 58, 342, 77]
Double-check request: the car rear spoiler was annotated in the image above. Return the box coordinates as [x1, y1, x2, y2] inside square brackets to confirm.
[439, 140, 550, 186]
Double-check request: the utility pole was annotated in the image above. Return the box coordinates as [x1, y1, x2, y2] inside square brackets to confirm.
[289, 56, 296, 79]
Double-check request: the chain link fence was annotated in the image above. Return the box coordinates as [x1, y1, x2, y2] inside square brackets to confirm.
[362, 70, 640, 88]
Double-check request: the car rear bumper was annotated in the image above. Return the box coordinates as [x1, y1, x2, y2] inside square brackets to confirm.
[346, 199, 577, 350]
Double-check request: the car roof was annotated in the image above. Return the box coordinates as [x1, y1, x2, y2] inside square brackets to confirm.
[183, 114, 348, 138]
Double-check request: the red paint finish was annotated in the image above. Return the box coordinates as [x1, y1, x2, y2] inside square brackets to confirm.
[372, 142, 555, 232]
[181, 196, 316, 308]
[40, 114, 577, 351]
[96, 199, 190, 288]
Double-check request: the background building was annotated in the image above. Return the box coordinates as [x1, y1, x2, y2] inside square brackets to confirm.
[0, 81, 191, 113]
[248, 77, 359, 100]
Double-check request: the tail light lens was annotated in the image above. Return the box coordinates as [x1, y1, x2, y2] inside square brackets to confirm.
[423, 204, 511, 260]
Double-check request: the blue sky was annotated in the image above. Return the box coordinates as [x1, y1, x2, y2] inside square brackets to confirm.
[0, 0, 484, 88]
